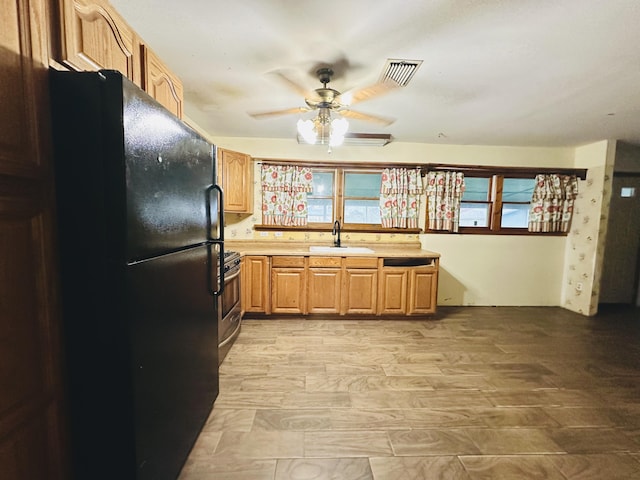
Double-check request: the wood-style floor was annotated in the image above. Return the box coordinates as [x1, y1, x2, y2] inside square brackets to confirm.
[179, 306, 640, 479]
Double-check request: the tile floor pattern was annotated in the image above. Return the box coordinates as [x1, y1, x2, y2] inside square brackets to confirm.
[179, 306, 640, 479]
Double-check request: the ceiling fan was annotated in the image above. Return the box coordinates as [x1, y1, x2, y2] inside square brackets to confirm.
[248, 67, 398, 126]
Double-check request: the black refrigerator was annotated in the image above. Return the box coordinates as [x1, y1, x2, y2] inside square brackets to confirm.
[50, 69, 223, 480]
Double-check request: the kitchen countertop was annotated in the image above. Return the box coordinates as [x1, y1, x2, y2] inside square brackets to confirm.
[225, 240, 440, 258]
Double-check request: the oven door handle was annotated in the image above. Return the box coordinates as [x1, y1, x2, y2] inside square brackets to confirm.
[224, 268, 241, 282]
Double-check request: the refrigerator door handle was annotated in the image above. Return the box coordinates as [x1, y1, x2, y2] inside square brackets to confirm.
[206, 184, 224, 242]
[209, 240, 224, 297]
[206, 183, 225, 297]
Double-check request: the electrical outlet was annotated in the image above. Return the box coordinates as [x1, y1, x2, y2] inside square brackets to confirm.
[259, 231, 268, 237]
[576, 282, 583, 291]
[274, 231, 283, 237]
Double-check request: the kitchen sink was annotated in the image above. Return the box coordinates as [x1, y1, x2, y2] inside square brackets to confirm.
[309, 246, 374, 254]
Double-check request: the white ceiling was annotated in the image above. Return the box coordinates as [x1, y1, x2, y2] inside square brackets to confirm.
[110, 0, 640, 147]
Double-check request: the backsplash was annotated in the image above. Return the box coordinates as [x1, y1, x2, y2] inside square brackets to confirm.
[224, 212, 420, 244]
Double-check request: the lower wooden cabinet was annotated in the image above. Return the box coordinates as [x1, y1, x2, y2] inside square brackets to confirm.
[378, 264, 438, 315]
[343, 257, 378, 314]
[271, 256, 306, 314]
[308, 257, 343, 314]
[377, 268, 409, 315]
[241, 254, 438, 317]
[408, 269, 438, 314]
[242, 256, 270, 313]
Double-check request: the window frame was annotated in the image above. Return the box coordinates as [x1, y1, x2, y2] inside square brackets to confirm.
[457, 174, 532, 234]
[427, 172, 565, 236]
[306, 167, 385, 230]
[254, 160, 586, 235]
[256, 163, 421, 233]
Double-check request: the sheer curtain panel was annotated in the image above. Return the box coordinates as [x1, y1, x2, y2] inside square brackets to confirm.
[425, 171, 465, 232]
[379, 168, 423, 228]
[528, 174, 579, 233]
[261, 164, 313, 226]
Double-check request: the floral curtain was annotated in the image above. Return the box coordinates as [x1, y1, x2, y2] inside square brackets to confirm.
[379, 168, 423, 228]
[261, 164, 313, 226]
[425, 171, 465, 232]
[528, 174, 579, 233]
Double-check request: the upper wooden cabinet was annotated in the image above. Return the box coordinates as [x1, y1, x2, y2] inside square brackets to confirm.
[218, 148, 254, 214]
[59, 0, 142, 86]
[140, 44, 183, 118]
[57, 0, 184, 116]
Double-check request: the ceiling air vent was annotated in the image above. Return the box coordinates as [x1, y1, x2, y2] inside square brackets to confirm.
[379, 59, 423, 87]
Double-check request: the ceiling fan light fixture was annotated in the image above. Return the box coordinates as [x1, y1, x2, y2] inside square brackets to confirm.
[296, 118, 317, 144]
[296, 110, 349, 147]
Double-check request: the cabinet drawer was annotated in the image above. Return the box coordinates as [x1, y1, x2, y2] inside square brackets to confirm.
[382, 257, 437, 268]
[271, 256, 305, 268]
[308, 256, 342, 267]
[344, 257, 378, 268]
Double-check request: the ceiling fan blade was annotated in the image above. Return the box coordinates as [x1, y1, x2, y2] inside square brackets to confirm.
[338, 109, 395, 126]
[339, 81, 399, 106]
[269, 70, 319, 101]
[248, 107, 310, 119]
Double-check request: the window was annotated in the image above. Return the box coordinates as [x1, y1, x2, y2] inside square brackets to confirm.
[307, 170, 335, 223]
[459, 177, 491, 227]
[307, 168, 382, 227]
[343, 172, 382, 224]
[500, 178, 535, 228]
[458, 175, 535, 233]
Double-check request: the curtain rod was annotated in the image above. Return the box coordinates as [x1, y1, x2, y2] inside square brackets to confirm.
[422, 164, 588, 180]
[254, 159, 588, 180]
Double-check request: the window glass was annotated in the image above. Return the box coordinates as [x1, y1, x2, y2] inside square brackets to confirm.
[459, 204, 490, 227]
[307, 198, 333, 223]
[311, 171, 334, 196]
[461, 177, 490, 201]
[501, 203, 530, 228]
[460, 177, 490, 227]
[344, 173, 380, 197]
[344, 200, 381, 224]
[307, 170, 334, 223]
[500, 178, 534, 228]
[343, 172, 381, 224]
[502, 178, 535, 202]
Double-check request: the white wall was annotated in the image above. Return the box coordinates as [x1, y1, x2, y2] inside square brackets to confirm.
[203, 132, 611, 310]
[422, 234, 566, 307]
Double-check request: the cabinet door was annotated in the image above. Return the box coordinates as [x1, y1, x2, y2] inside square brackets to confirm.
[271, 268, 306, 314]
[141, 44, 183, 118]
[308, 268, 342, 314]
[59, 0, 141, 86]
[1, 0, 68, 476]
[377, 269, 408, 315]
[242, 256, 270, 313]
[219, 148, 254, 213]
[408, 269, 438, 315]
[343, 269, 378, 314]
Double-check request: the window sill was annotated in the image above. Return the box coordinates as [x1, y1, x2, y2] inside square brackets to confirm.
[425, 228, 568, 236]
[255, 224, 422, 234]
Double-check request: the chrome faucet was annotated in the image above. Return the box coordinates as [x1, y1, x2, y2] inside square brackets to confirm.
[332, 220, 341, 247]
